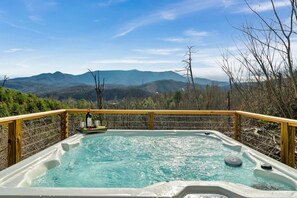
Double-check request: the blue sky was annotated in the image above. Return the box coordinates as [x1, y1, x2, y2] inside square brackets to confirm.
[0, 0, 293, 81]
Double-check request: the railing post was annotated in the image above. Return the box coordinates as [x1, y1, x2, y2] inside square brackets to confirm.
[148, 112, 154, 130]
[8, 119, 22, 166]
[280, 122, 295, 167]
[61, 112, 69, 139]
[233, 113, 241, 141]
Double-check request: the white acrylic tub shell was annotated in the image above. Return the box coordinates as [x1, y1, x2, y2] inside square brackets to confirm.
[0, 130, 297, 198]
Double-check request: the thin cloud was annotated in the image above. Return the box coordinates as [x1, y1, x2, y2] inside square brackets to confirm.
[184, 29, 209, 37]
[222, 0, 240, 8]
[3, 48, 33, 53]
[124, 56, 150, 60]
[114, 27, 136, 38]
[90, 59, 178, 64]
[135, 48, 183, 55]
[162, 29, 209, 43]
[113, 0, 221, 38]
[238, 0, 291, 13]
[4, 21, 43, 34]
[4, 21, 54, 39]
[161, 37, 189, 43]
[160, 11, 176, 20]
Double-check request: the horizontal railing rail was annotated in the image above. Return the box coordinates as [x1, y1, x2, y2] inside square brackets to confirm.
[67, 109, 237, 115]
[0, 109, 66, 124]
[237, 111, 297, 127]
[0, 109, 295, 169]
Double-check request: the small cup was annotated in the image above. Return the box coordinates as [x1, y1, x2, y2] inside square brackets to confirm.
[80, 122, 85, 128]
[94, 120, 100, 127]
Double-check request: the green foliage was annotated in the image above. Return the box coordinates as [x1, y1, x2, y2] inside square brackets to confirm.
[141, 98, 156, 109]
[0, 88, 65, 117]
[173, 91, 182, 103]
[0, 103, 9, 117]
[173, 91, 182, 108]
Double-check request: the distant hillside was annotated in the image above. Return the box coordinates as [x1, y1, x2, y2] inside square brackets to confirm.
[11, 71, 79, 86]
[138, 80, 187, 93]
[40, 85, 152, 101]
[8, 70, 185, 87]
[3, 81, 59, 93]
[75, 70, 185, 85]
[4, 70, 228, 94]
[194, 77, 228, 87]
[38, 79, 223, 101]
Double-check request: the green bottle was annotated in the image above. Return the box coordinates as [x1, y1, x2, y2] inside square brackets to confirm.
[86, 110, 93, 128]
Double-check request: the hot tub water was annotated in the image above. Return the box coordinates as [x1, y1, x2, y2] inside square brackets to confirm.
[31, 132, 294, 190]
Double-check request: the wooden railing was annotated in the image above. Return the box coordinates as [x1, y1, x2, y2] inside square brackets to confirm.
[0, 109, 296, 168]
[0, 109, 66, 166]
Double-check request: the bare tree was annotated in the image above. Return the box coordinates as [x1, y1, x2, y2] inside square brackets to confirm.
[89, 69, 105, 124]
[245, 0, 297, 97]
[182, 46, 200, 108]
[1, 75, 9, 87]
[89, 69, 105, 109]
[220, 0, 297, 118]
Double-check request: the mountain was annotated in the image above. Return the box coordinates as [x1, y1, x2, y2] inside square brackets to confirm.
[11, 71, 79, 86]
[9, 70, 185, 87]
[75, 70, 185, 85]
[3, 70, 228, 95]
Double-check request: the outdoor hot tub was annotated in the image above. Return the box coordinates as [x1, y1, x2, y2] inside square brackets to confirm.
[0, 130, 297, 198]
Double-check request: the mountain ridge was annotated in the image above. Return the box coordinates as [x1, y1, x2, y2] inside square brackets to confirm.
[4, 70, 228, 96]
[9, 69, 227, 86]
